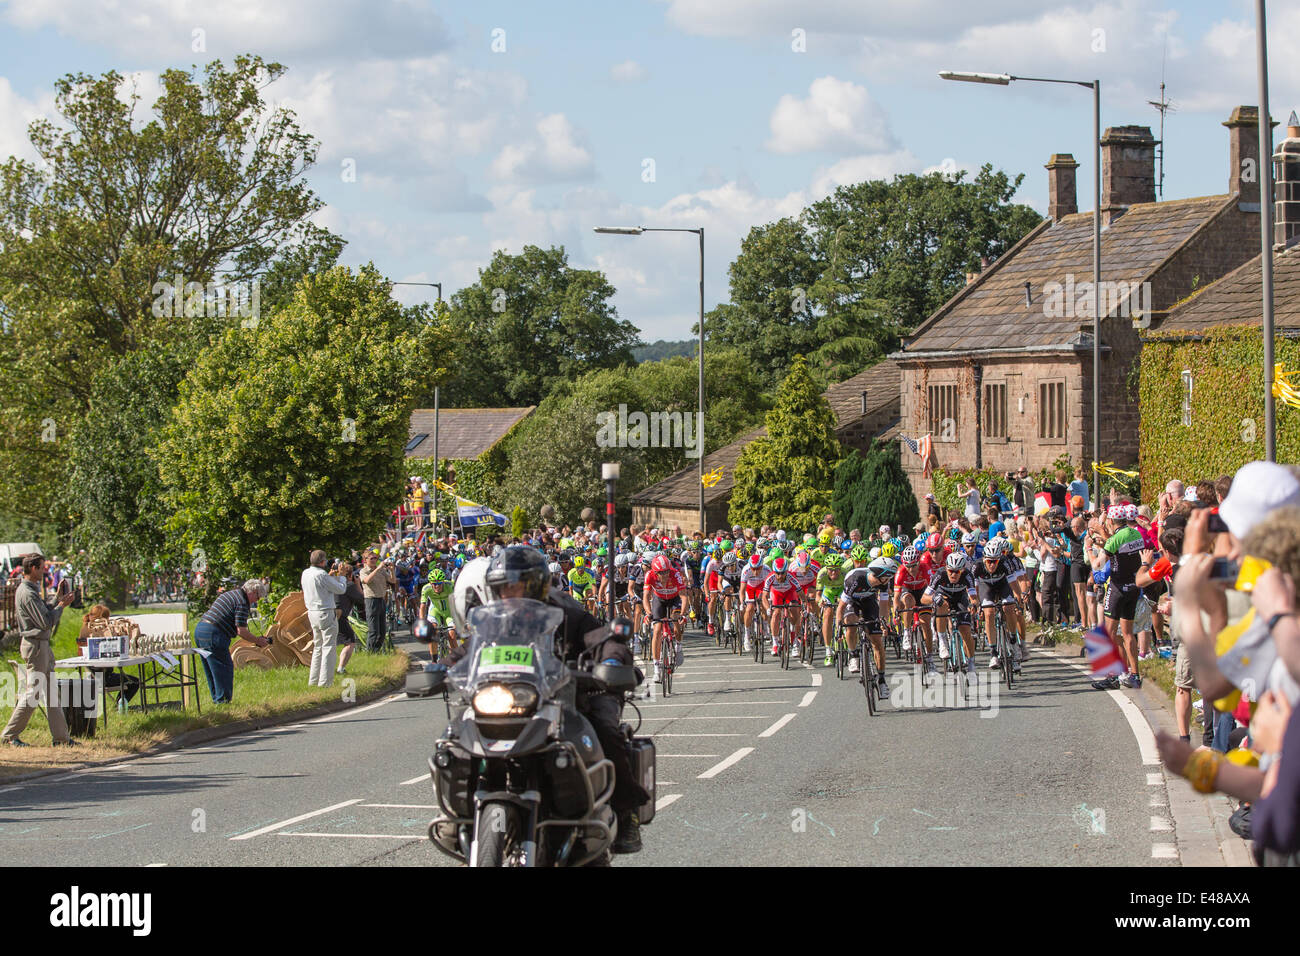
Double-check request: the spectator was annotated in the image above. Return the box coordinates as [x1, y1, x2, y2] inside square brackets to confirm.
[303, 550, 348, 687]
[1044, 469, 1069, 510]
[1010, 466, 1036, 515]
[984, 479, 1012, 516]
[957, 477, 982, 520]
[361, 549, 396, 652]
[335, 561, 365, 676]
[1069, 467, 1091, 512]
[924, 493, 942, 523]
[192, 578, 269, 704]
[2, 554, 77, 747]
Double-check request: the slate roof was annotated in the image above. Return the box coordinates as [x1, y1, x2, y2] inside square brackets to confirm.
[1156, 244, 1300, 333]
[405, 407, 535, 460]
[902, 195, 1236, 354]
[631, 360, 901, 508]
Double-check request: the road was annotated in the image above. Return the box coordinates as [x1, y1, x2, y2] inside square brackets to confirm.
[0, 625, 1235, 866]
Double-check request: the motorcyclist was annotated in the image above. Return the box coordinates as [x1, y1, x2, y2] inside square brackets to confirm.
[449, 545, 649, 854]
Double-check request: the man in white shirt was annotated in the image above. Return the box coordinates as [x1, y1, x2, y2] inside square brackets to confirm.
[957, 479, 982, 521]
[302, 550, 348, 687]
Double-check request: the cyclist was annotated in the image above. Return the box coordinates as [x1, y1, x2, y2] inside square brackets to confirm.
[642, 553, 687, 685]
[867, 542, 901, 640]
[790, 548, 819, 652]
[567, 555, 599, 616]
[762, 556, 803, 658]
[627, 553, 649, 645]
[710, 550, 741, 645]
[974, 537, 1025, 673]
[923, 551, 977, 680]
[739, 552, 768, 653]
[418, 568, 458, 656]
[1098, 503, 1146, 689]
[816, 550, 847, 665]
[894, 546, 935, 670]
[840, 546, 889, 695]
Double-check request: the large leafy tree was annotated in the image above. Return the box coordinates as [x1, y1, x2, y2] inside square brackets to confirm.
[0, 55, 338, 525]
[708, 165, 1041, 389]
[831, 441, 919, 534]
[155, 266, 451, 588]
[729, 356, 842, 530]
[442, 245, 640, 407]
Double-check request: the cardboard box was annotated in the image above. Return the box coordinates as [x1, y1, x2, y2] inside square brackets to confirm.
[87, 636, 122, 660]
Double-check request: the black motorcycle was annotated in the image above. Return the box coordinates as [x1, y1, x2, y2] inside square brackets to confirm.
[424, 599, 655, 867]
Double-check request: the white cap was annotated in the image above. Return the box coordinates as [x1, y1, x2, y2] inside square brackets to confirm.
[1219, 461, 1300, 539]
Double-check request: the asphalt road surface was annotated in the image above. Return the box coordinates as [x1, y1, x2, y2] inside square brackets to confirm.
[0, 625, 1239, 866]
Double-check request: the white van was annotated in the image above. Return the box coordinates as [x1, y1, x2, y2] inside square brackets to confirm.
[0, 542, 43, 576]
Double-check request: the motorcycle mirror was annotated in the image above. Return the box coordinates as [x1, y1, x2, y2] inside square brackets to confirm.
[611, 616, 633, 641]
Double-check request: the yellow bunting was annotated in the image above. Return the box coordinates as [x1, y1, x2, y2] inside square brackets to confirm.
[1274, 363, 1300, 410]
[701, 468, 723, 488]
[1092, 461, 1139, 478]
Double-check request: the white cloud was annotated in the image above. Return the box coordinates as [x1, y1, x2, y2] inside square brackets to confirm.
[489, 113, 595, 184]
[0, 77, 55, 164]
[610, 60, 648, 83]
[809, 150, 921, 196]
[766, 76, 896, 155]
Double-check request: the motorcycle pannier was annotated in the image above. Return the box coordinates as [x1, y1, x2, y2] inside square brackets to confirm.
[630, 736, 656, 825]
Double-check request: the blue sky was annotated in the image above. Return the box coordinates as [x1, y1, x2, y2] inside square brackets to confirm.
[1, 1, 1294, 340]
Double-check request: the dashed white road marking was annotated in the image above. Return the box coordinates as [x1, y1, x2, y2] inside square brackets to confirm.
[1146, 772, 1163, 786]
[231, 799, 362, 841]
[399, 774, 429, 786]
[810, 673, 822, 687]
[636, 700, 797, 708]
[655, 794, 684, 811]
[799, 691, 817, 707]
[1151, 843, 1179, 859]
[697, 748, 755, 780]
[758, 713, 797, 738]
[1149, 816, 1174, 832]
[309, 694, 403, 723]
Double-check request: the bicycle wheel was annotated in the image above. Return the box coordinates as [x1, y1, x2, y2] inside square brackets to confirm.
[999, 621, 1014, 690]
[834, 627, 846, 680]
[660, 639, 672, 697]
[862, 642, 877, 716]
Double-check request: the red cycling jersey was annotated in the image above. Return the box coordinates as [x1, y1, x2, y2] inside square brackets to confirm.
[764, 571, 802, 605]
[894, 563, 930, 591]
[643, 567, 686, 599]
[918, 551, 942, 580]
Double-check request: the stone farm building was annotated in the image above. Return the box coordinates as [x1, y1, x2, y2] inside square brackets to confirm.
[629, 359, 902, 531]
[893, 107, 1269, 507]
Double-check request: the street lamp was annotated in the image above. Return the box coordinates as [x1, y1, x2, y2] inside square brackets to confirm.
[941, 69, 1102, 503]
[393, 281, 445, 528]
[602, 462, 620, 622]
[1255, 0, 1277, 462]
[594, 225, 706, 534]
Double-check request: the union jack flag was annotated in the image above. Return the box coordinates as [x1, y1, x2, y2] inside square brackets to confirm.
[900, 433, 934, 478]
[1084, 625, 1126, 677]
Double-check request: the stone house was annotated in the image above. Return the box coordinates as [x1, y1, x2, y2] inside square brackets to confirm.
[893, 107, 1268, 506]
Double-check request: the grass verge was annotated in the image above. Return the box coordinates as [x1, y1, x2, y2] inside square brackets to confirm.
[1, 605, 408, 779]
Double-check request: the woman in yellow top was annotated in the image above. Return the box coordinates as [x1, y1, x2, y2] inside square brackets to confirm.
[411, 479, 425, 530]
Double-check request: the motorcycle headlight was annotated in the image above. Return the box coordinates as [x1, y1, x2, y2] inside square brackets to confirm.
[472, 683, 538, 717]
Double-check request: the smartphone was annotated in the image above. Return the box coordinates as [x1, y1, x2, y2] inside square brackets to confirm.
[1209, 557, 1241, 582]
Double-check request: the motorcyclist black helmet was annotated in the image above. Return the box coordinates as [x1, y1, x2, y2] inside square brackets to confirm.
[484, 545, 550, 602]
[413, 619, 433, 643]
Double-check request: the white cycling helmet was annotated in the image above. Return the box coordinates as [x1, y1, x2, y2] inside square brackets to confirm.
[901, 546, 919, 564]
[450, 556, 492, 633]
[946, 552, 967, 571]
[985, 538, 1007, 558]
[869, 547, 881, 560]
[722, 551, 737, 566]
[548, 561, 562, 574]
[961, 531, 979, 545]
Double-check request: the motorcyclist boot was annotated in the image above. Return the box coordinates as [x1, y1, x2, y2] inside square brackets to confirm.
[613, 810, 642, 854]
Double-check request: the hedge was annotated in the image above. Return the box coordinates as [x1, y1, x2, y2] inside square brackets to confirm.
[928, 451, 1077, 516]
[1140, 327, 1300, 499]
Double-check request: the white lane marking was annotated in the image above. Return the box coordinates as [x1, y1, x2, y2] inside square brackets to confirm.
[1152, 843, 1179, 859]
[758, 713, 797, 738]
[148, 753, 177, 760]
[655, 794, 683, 811]
[635, 700, 797, 708]
[399, 774, 429, 786]
[810, 673, 822, 687]
[1149, 816, 1174, 832]
[309, 694, 403, 723]
[1146, 772, 1163, 786]
[697, 748, 755, 779]
[231, 799, 362, 841]
[671, 678, 810, 685]
[799, 691, 817, 707]
[359, 804, 438, 809]
[636, 715, 773, 721]
[144, 863, 167, 867]
[1106, 689, 1161, 765]
[279, 832, 417, 839]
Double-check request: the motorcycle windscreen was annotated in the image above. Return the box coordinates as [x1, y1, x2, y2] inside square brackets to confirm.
[451, 598, 567, 696]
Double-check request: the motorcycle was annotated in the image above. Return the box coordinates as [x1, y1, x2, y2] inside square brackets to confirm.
[424, 599, 654, 867]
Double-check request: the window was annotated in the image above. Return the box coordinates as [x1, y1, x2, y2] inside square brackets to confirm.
[1038, 381, 1066, 440]
[928, 384, 958, 442]
[983, 383, 1007, 439]
[1181, 370, 1193, 427]
[404, 433, 428, 454]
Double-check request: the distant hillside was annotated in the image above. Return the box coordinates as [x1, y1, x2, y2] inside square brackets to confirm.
[633, 339, 695, 363]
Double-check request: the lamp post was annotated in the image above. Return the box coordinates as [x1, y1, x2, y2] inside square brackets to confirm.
[594, 226, 706, 533]
[602, 462, 620, 622]
[1256, 0, 1277, 462]
[393, 281, 445, 527]
[940, 70, 1101, 503]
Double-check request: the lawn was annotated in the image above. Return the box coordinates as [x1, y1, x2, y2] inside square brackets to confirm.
[0, 604, 408, 779]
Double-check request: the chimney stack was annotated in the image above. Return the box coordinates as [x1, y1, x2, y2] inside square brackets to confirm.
[1100, 126, 1157, 224]
[1045, 154, 1079, 221]
[1274, 111, 1300, 250]
[1224, 106, 1271, 207]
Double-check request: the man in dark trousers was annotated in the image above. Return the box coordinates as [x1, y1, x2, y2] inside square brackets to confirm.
[2, 554, 75, 747]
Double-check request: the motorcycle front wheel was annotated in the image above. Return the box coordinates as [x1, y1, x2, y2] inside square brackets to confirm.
[474, 801, 519, 867]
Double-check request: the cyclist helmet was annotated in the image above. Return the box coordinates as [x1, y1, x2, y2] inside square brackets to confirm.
[772, 556, 788, 575]
[548, 562, 562, 574]
[748, 553, 763, 569]
[869, 547, 881, 560]
[818, 529, 834, 545]
[722, 551, 738, 566]
[651, 554, 671, 574]
[879, 524, 891, 536]
[962, 531, 979, 546]
[572, 555, 585, 568]
[925, 532, 941, 551]
[794, 550, 811, 568]
[901, 546, 919, 565]
[985, 538, 1006, 558]
[641, 553, 654, 566]
[450, 556, 493, 632]
[597, 545, 608, 557]
[946, 552, 967, 571]
[850, 545, 870, 561]
[722, 539, 734, 552]
[880, 542, 898, 558]
[840, 540, 853, 551]
[428, 568, 447, 583]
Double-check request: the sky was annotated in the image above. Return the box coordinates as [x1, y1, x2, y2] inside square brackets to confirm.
[0, 0, 1296, 341]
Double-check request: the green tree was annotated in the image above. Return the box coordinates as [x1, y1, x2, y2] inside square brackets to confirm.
[0, 55, 337, 524]
[707, 166, 1041, 389]
[155, 266, 451, 588]
[729, 356, 842, 529]
[442, 245, 640, 407]
[510, 505, 529, 539]
[832, 441, 919, 534]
